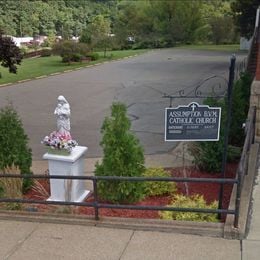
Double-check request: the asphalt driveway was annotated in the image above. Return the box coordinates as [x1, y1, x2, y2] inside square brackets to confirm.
[0, 48, 246, 160]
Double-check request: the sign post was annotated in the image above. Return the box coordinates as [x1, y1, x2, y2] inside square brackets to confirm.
[165, 102, 221, 142]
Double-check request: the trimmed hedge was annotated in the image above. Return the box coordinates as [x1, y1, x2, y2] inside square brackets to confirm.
[95, 102, 145, 203]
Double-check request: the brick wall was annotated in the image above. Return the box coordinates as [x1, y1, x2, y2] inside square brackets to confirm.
[256, 44, 260, 80]
[250, 81, 260, 141]
[251, 42, 260, 140]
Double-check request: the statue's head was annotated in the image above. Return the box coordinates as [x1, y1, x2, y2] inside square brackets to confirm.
[57, 95, 68, 104]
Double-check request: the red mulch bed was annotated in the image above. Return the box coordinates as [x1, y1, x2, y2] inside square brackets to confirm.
[24, 163, 237, 222]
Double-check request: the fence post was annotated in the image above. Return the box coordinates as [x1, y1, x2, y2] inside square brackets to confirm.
[234, 169, 242, 228]
[93, 178, 99, 220]
[218, 55, 236, 219]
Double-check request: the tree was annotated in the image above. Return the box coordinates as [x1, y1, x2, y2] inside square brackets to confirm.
[0, 31, 23, 74]
[95, 102, 145, 203]
[0, 104, 32, 191]
[209, 16, 236, 44]
[81, 15, 111, 56]
[114, 0, 205, 48]
[201, 1, 237, 44]
[231, 0, 259, 39]
[0, 0, 116, 39]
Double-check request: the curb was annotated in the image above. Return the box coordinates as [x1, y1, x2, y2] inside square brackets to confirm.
[0, 210, 224, 238]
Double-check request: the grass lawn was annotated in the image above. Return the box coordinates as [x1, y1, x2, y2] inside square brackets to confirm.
[175, 44, 244, 52]
[0, 49, 147, 86]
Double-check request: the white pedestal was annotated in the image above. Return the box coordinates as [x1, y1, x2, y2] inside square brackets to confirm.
[43, 146, 90, 202]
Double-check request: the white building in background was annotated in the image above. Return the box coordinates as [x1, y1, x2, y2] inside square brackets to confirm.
[4, 35, 48, 47]
[240, 37, 252, 50]
[34, 35, 48, 45]
[9, 36, 33, 47]
[71, 36, 79, 42]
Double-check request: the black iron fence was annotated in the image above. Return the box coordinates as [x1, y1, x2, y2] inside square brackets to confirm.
[0, 102, 256, 228]
[0, 174, 237, 219]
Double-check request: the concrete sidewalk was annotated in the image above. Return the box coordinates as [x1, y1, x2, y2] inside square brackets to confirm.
[0, 220, 241, 260]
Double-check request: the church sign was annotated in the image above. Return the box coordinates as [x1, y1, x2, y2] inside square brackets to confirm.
[165, 102, 221, 141]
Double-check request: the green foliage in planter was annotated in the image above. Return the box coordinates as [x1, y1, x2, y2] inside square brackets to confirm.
[189, 141, 241, 172]
[188, 98, 226, 172]
[95, 102, 145, 203]
[143, 168, 177, 196]
[159, 194, 218, 222]
[0, 105, 33, 192]
[189, 142, 223, 172]
[188, 94, 242, 172]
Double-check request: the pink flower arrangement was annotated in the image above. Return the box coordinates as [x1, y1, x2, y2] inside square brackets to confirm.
[41, 131, 78, 153]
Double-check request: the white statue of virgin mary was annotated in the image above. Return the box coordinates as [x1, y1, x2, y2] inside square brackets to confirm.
[54, 95, 71, 138]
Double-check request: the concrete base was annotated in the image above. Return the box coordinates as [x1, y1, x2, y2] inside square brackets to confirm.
[47, 190, 90, 203]
[43, 146, 90, 202]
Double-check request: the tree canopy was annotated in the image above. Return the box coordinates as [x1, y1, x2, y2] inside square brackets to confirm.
[231, 0, 260, 39]
[0, 0, 238, 48]
[0, 0, 117, 38]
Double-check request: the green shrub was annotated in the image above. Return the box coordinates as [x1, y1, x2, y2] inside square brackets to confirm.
[20, 47, 28, 56]
[95, 102, 145, 203]
[62, 54, 71, 63]
[62, 53, 83, 63]
[229, 72, 252, 146]
[188, 98, 226, 172]
[52, 40, 90, 63]
[189, 141, 223, 172]
[143, 168, 177, 196]
[71, 53, 83, 62]
[189, 142, 241, 172]
[159, 194, 218, 222]
[40, 49, 52, 57]
[89, 52, 99, 61]
[189, 71, 252, 172]
[0, 105, 33, 191]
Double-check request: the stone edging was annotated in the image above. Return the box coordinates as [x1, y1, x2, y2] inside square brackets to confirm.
[0, 210, 223, 238]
